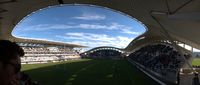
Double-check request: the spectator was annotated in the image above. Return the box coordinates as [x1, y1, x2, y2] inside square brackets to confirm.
[192, 72, 199, 85]
[0, 40, 24, 85]
[128, 44, 185, 76]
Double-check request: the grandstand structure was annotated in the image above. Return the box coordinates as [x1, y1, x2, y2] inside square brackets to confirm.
[19, 42, 84, 64]
[1, 0, 200, 85]
[81, 46, 124, 59]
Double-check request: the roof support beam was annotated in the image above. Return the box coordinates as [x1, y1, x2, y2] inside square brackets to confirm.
[171, 0, 194, 14]
[153, 0, 194, 15]
[164, 0, 194, 14]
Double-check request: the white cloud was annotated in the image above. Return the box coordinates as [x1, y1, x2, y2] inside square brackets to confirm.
[121, 28, 141, 35]
[58, 32, 116, 42]
[19, 24, 73, 31]
[78, 23, 124, 30]
[18, 22, 142, 36]
[77, 23, 141, 35]
[19, 23, 126, 31]
[15, 36, 84, 46]
[65, 33, 85, 36]
[78, 24, 107, 29]
[73, 13, 106, 20]
[55, 32, 133, 49]
[16, 32, 134, 50]
[15, 36, 56, 42]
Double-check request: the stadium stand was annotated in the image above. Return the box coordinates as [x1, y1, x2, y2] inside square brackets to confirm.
[20, 44, 81, 64]
[81, 47, 124, 59]
[128, 43, 188, 84]
[87, 49, 122, 59]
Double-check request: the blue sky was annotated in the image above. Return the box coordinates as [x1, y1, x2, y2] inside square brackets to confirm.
[12, 4, 146, 51]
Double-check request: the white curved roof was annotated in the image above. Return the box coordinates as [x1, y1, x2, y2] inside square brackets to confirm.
[0, 0, 200, 50]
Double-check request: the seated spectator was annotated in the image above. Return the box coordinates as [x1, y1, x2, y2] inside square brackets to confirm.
[128, 43, 185, 76]
[0, 40, 24, 85]
[192, 72, 200, 85]
[20, 72, 39, 85]
[20, 72, 31, 85]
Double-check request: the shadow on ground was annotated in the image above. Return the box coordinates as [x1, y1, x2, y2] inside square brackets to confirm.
[22, 59, 159, 85]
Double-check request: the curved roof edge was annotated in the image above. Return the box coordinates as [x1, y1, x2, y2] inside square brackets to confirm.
[9, 36, 87, 48]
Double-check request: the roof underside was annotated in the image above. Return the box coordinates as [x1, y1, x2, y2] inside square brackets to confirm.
[0, 0, 200, 50]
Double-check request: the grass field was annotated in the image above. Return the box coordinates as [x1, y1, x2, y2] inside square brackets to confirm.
[22, 59, 159, 85]
[192, 58, 200, 66]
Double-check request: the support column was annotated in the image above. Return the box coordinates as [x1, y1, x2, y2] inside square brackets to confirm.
[191, 47, 193, 53]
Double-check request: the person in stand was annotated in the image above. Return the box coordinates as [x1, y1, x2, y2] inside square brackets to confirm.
[0, 40, 24, 85]
[192, 72, 200, 85]
[177, 69, 180, 85]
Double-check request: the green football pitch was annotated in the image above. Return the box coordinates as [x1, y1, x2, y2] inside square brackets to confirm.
[192, 58, 200, 66]
[22, 59, 159, 85]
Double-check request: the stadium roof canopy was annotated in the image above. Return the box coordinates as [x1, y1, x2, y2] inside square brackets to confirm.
[0, 0, 200, 50]
[84, 46, 123, 53]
